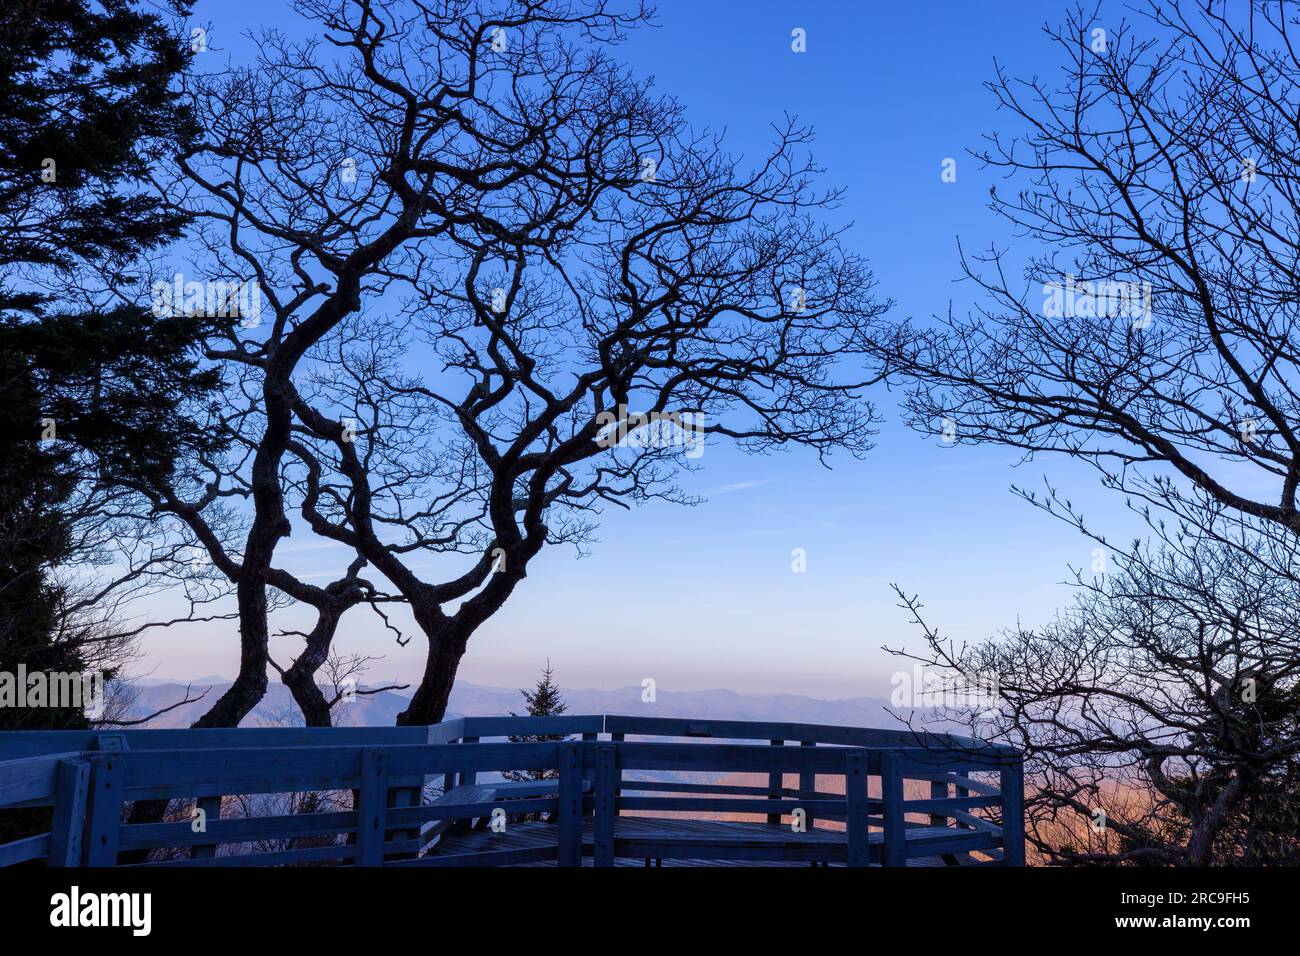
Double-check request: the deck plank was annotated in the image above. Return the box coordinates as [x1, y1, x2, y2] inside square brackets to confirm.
[429, 816, 983, 866]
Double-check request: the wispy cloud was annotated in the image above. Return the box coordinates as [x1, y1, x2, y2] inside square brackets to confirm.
[703, 479, 772, 496]
[278, 540, 347, 554]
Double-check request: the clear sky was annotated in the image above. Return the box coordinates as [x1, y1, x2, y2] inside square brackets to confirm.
[140, 0, 1138, 699]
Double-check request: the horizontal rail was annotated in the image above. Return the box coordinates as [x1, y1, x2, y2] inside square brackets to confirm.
[459, 715, 605, 738]
[0, 832, 50, 866]
[0, 751, 81, 806]
[622, 780, 799, 797]
[602, 714, 1014, 756]
[951, 809, 1004, 833]
[387, 797, 560, 827]
[617, 796, 852, 816]
[612, 742, 868, 774]
[903, 795, 1001, 814]
[907, 769, 1003, 795]
[0, 723, 463, 759]
[119, 810, 359, 851]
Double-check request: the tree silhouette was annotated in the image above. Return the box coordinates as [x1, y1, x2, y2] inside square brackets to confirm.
[0, 0, 218, 732]
[879, 0, 1300, 865]
[149, 0, 890, 728]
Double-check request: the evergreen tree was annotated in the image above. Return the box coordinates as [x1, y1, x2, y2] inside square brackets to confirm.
[0, 0, 196, 287]
[0, 1, 214, 732]
[503, 662, 570, 788]
[0, 349, 79, 731]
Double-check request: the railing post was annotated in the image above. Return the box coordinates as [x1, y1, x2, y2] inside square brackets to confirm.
[1000, 756, 1025, 866]
[881, 752, 906, 867]
[581, 732, 599, 817]
[954, 774, 971, 829]
[388, 784, 420, 860]
[441, 737, 457, 796]
[929, 779, 948, 828]
[593, 745, 617, 866]
[609, 733, 624, 801]
[844, 749, 869, 867]
[84, 756, 123, 866]
[48, 759, 90, 867]
[356, 748, 388, 866]
[799, 741, 816, 830]
[767, 739, 783, 825]
[460, 736, 480, 787]
[557, 742, 583, 866]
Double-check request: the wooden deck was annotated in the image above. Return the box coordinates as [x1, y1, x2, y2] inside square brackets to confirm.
[0, 714, 1024, 867]
[434, 816, 971, 866]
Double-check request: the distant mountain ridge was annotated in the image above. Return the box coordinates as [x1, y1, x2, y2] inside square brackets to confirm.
[122, 676, 904, 730]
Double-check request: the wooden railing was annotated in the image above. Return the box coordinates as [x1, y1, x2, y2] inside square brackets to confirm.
[0, 715, 1024, 867]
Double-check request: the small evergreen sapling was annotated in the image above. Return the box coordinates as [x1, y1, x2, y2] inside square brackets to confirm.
[503, 661, 571, 784]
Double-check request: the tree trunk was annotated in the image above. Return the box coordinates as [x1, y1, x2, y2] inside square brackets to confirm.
[283, 667, 333, 728]
[281, 614, 340, 728]
[396, 627, 465, 726]
[1185, 773, 1246, 866]
[192, 575, 271, 728]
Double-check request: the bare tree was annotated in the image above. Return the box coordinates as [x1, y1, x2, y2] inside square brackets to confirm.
[131, 0, 657, 726]
[281, 101, 887, 722]
[885, 1, 1300, 526]
[891, 491, 1300, 865]
[147, 0, 890, 727]
[877, 0, 1300, 865]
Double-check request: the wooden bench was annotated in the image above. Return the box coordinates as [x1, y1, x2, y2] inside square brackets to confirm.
[420, 783, 499, 845]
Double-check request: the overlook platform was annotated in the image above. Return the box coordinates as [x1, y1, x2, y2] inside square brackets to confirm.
[0, 714, 1024, 867]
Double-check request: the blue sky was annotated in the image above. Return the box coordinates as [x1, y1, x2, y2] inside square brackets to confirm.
[143, 0, 1137, 699]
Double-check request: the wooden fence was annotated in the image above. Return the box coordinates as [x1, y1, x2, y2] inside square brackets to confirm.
[0, 715, 1024, 867]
